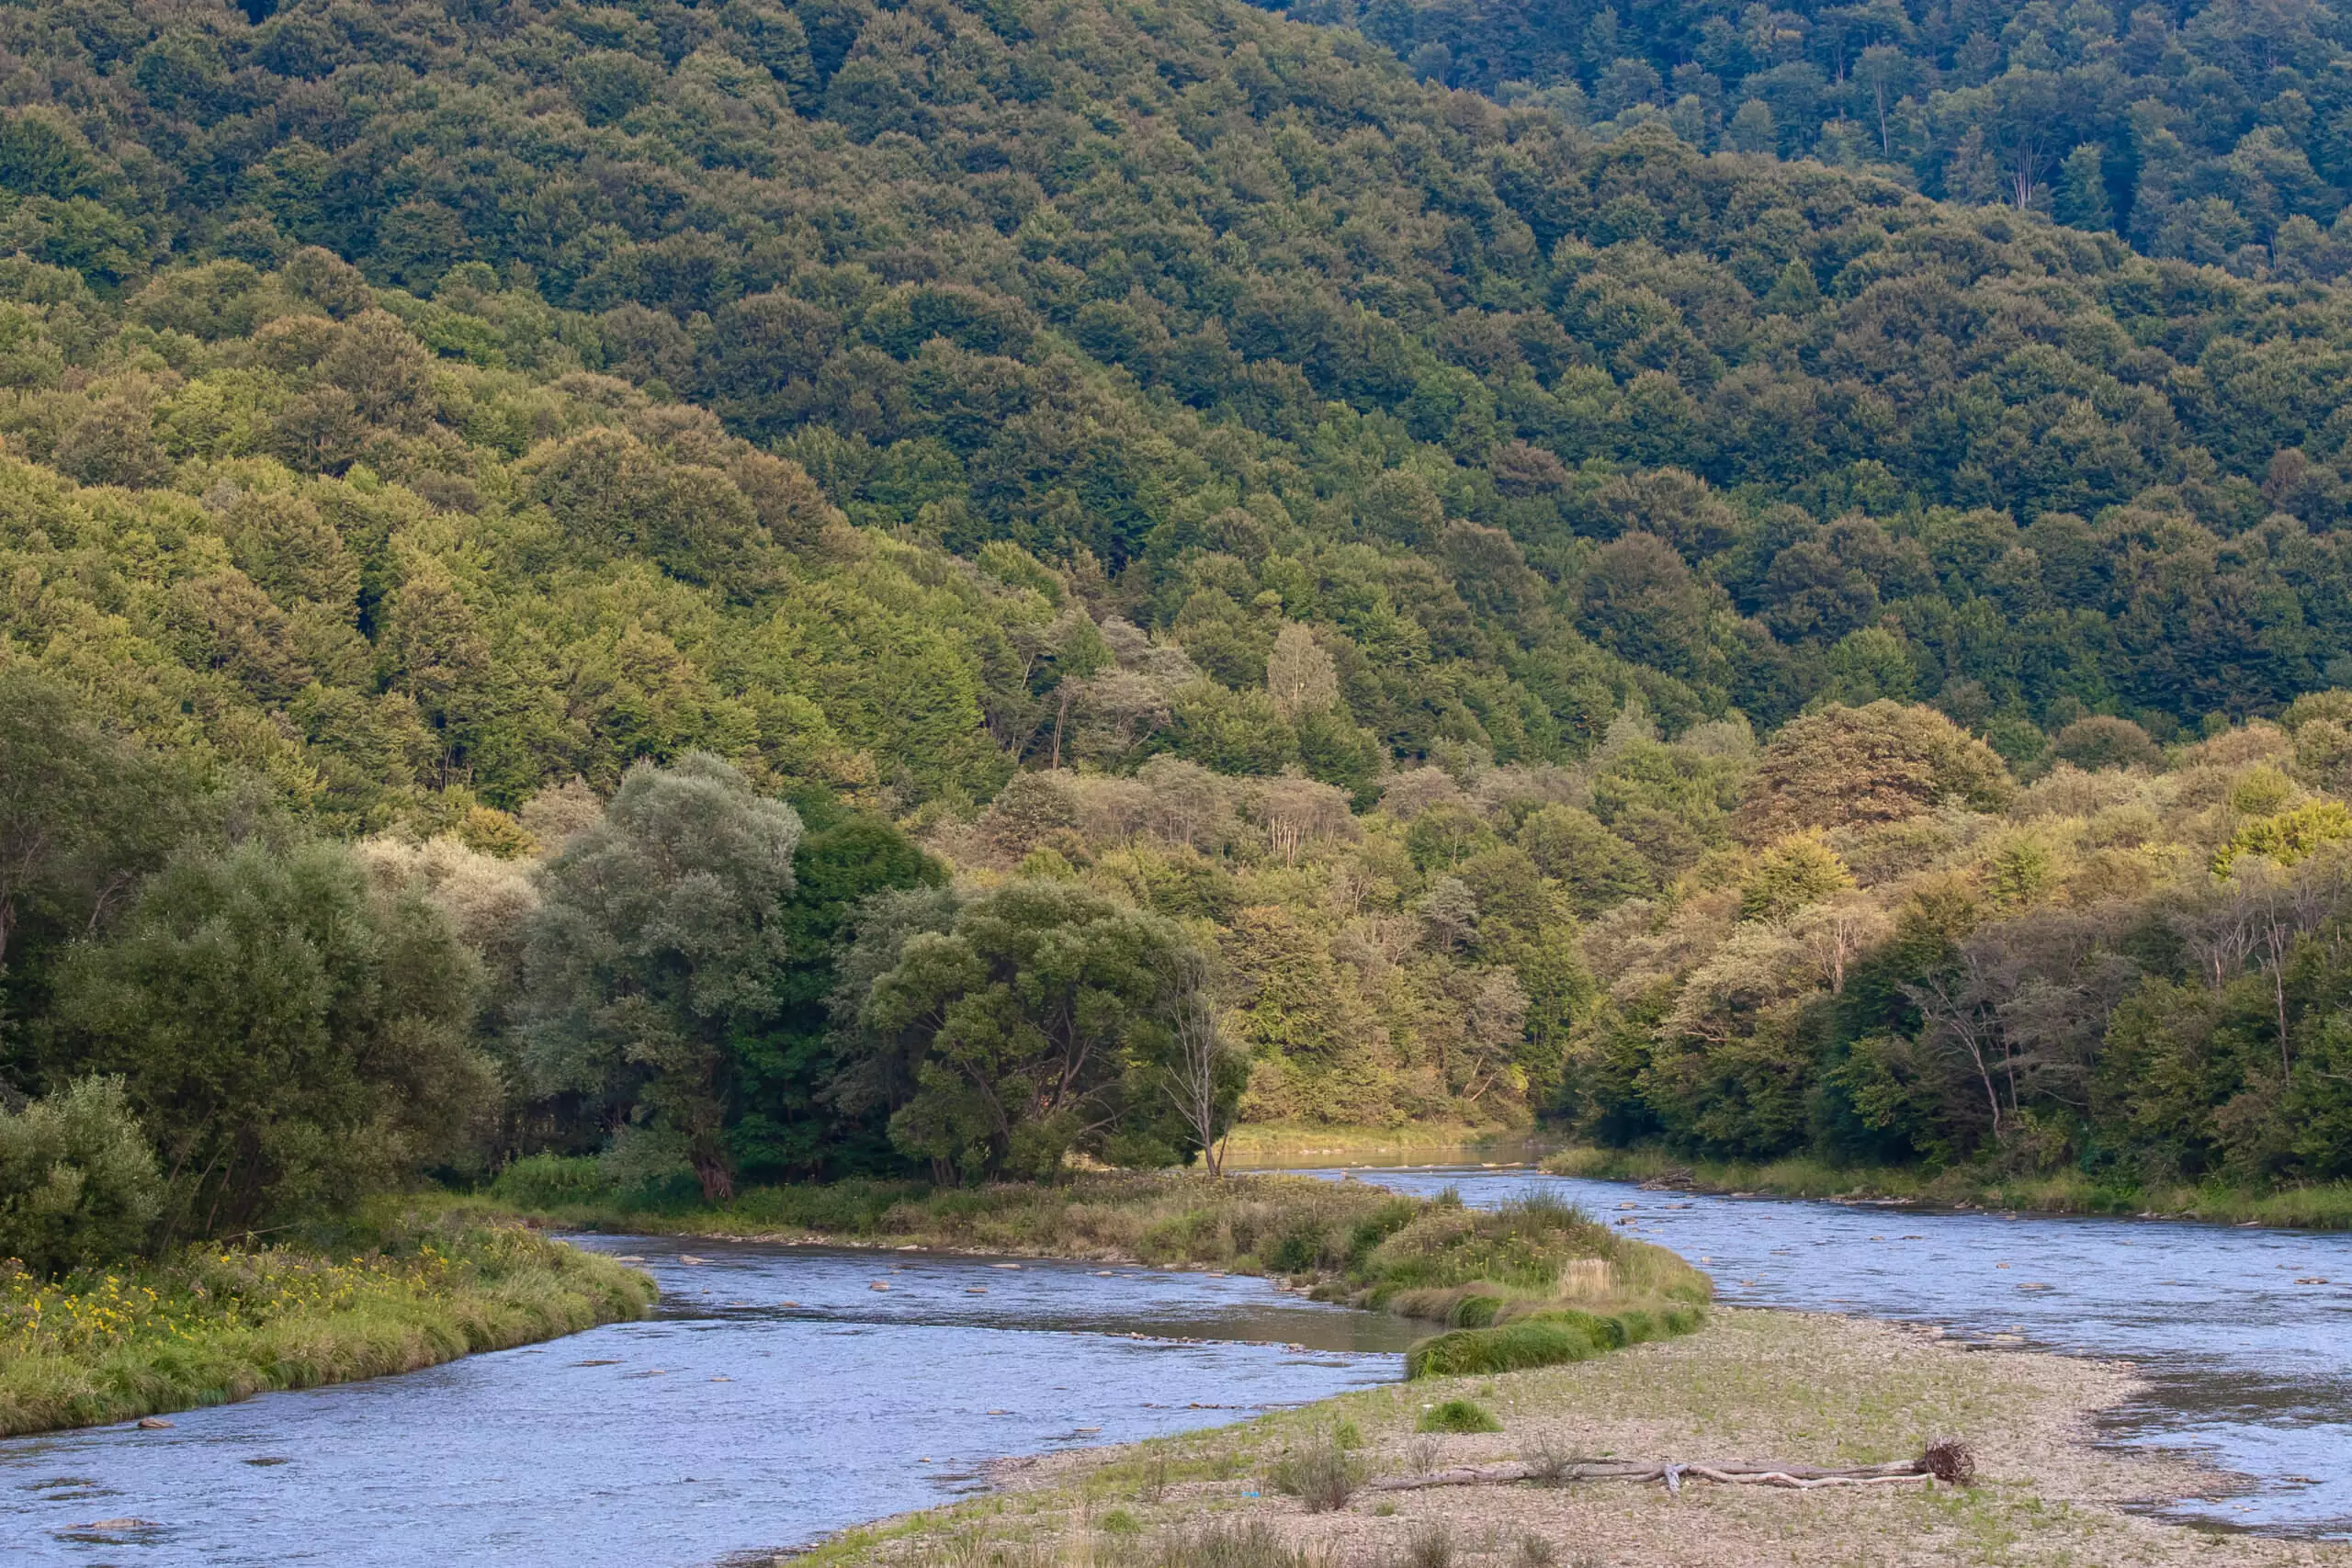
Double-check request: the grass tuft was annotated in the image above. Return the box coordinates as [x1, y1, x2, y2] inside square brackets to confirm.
[1267, 1428, 1363, 1512]
[1415, 1397, 1502, 1434]
[1397, 1522, 1454, 1568]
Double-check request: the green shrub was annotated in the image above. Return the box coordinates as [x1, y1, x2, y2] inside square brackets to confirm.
[1409, 1319, 1601, 1379]
[488, 1153, 615, 1209]
[1416, 1398, 1502, 1434]
[0, 1077, 161, 1275]
[52, 838, 490, 1241]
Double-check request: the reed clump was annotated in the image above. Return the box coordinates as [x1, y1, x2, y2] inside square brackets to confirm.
[1268, 1429, 1363, 1512]
[1147, 1522, 1314, 1568]
[1405, 1303, 1706, 1380]
[1363, 1191, 1707, 1320]
[1340, 1190, 1712, 1377]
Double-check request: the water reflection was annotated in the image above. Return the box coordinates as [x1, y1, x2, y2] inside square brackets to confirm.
[0, 1239, 1405, 1567]
[1299, 1162, 2352, 1540]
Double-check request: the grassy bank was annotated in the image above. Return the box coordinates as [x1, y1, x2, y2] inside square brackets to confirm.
[1217, 1124, 1552, 1167]
[1540, 1146, 2352, 1229]
[794, 1309, 2327, 1568]
[0, 1213, 655, 1437]
[472, 1162, 1710, 1370]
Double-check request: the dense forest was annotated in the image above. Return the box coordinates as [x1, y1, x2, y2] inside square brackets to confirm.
[2, 0, 2352, 1269]
[1270, 0, 2352, 275]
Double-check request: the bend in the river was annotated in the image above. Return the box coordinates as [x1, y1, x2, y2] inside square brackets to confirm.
[5, 1166, 2346, 1564]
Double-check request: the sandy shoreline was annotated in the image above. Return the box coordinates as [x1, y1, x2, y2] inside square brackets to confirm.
[792, 1307, 2350, 1568]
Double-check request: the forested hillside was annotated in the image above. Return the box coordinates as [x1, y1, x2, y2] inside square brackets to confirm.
[1267, 0, 2352, 274]
[1, 0, 2350, 1250]
[13, 0, 2352, 735]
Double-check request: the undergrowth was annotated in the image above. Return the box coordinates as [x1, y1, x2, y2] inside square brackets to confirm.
[0, 1212, 654, 1436]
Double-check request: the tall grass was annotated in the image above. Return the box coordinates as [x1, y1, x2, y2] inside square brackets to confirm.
[1142, 1522, 1313, 1568]
[0, 1213, 655, 1436]
[1363, 1189, 1710, 1347]
[1267, 1428, 1363, 1511]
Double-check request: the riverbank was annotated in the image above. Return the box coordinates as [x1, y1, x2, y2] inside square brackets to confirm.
[0, 1213, 655, 1437]
[1189, 1120, 2352, 1231]
[795, 1307, 2348, 1568]
[468, 1167, 1708, 1345]
[1540, 1145, 2352, 1229]
[1218, 1124, 1548, 1166]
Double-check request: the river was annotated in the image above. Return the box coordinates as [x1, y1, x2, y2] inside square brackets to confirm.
[4, 1168, 2346, 1562]
[3, 1241, 1407, 1565]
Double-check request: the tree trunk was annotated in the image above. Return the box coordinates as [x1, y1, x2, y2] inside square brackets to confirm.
[691, 1145, 734, 1204]
[2275, 961, 2292, 1078]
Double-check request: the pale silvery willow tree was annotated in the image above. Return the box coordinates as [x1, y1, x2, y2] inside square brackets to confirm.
[517, 753, 801, 1203]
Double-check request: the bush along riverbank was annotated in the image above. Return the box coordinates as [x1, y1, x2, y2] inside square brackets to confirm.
[475, 1161, 1709, 1374]
[0, 1213, 655, 1437]
[792, 1308, 2299, 1568]
[1539, 1146, 2352, 1229]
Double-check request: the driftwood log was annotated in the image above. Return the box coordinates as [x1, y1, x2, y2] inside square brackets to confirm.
[1367, 1442, 1974, 1496]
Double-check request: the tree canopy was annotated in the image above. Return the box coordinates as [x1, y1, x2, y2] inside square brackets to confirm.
[517, 752, 804, 1201]
[4, 0, 2352, 1271]
[51, 837, 489, 1240]
[1278, 0, 2352, 273]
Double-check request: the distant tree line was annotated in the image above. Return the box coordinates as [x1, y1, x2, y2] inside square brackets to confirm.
[1270, 0, 2352, 275]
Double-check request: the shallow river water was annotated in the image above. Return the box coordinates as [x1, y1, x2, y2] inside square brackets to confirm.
[3, 1240, 1408, 1567]
[5, 1168, 2347, 1562]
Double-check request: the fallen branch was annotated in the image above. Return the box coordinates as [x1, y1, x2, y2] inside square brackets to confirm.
[1367, 1442, 1972, 1495]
